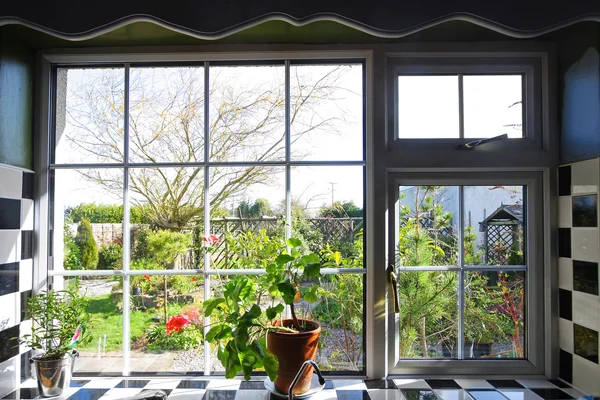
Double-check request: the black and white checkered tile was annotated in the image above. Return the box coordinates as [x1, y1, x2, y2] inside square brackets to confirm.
[0, 164, 35, 397]
[558, 159, 600, 396]
[2, 378, 586, 400]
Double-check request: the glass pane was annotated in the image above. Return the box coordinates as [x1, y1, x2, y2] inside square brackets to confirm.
[398, 271, 458, 359]
[208, 166, 285, 269]
[129, 67, 205, 163]
[464, 75, 523, 139]
[397, 186, 459, 267]
[52, 169, 123, 271]
[129, 274, 205, 373]
[209, 65, 285, 162]
[290, 64, 363, 161]
[55, 67, 124, 164]
[51, 276, 124, 374]
[463, 186, 525, 266]
[464, 271, 525, 359]
[398, 76, 459, 139]
[291, 166, 364, 254]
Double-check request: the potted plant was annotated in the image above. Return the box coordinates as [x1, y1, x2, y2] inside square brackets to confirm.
[20, 286, 92, 397]
[203, 237, 323, 395]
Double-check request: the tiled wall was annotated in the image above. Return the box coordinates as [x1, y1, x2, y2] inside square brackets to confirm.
[558, 158, 600, 395]
[0, 165, 34, 398]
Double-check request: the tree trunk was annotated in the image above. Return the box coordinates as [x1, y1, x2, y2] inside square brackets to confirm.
[420, 316, 428, 357]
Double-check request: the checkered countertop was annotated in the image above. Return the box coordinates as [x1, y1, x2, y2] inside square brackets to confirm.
[3, 378, 588, 400]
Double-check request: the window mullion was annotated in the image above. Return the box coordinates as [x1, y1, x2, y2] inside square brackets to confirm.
[203, 62, 212, 376]
[458, 74, 465, 139]
[285, 60, 292, 242]
[458, 185, 465, 360]
[122, 63, 131, 376]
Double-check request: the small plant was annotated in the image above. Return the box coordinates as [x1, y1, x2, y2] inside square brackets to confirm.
[20, 287, 93, 360]
[75, 218, 98, 270]
[98, 243, 122, 270]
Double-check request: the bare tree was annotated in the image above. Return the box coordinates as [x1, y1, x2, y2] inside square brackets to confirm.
[62, 65, 357, 230]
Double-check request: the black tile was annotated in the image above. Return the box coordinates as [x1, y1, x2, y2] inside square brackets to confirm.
[466, 389, 508, 400]
[487, 380, 524, 389]
[22, 173, 34, 200]
[559, 228, 571, 258]
[400, 389, 438, 400]
[239, 381, 267, 390]
[67, 388, 109, 400]
[2, 388, 39, 399]
[364, 380, 398, 389]
[0, 262, 18, 296]
[116, 379, 150, 388]
[559, 289, 573, 321]
[548, 379, 571, 388]
[0, 325, 19, 363]
[572, 195, 598, 227]
[426, 379, 461, 389]
[21, 231, 33, 260]
[559, 166, 572, 196]
[574, 323, 599, 363]
[20, 290, 32, 321]
[573, 260, 599, 295]
[205, 390, 237, 400]
[530, 388, 574, 399]
[20, 350, 32, 382]
[176, 380, 209, 389]
[559, 349, 573, 384]
[336, 390, 370, 400]
[0, 198, 21, 230]
[70, 380, 91, 387]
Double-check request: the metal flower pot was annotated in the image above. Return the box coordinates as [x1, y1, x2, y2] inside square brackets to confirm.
[30, 350, 79, 397]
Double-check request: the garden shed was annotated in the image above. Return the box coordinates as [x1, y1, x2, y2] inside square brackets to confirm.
[479, 204, 524, 265]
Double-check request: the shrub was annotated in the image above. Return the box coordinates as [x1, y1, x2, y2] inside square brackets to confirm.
[64, 226, 82, 270]
[75, 218, 98, 270]
[98, 244, 123, 270]
[132, 227, 153, 261]
[145, 323, 202, 351]
[311, 299, 343, 327]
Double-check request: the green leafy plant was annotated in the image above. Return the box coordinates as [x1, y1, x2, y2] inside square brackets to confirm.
[20, 287, 93, 360]
[75, 218, 99, 270]
[203, 237, 323, 381]
[98, 243, 123, 270]
[64, 225, 82, 270]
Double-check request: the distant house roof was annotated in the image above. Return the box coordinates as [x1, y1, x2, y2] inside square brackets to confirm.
[479, 204, 523, 231]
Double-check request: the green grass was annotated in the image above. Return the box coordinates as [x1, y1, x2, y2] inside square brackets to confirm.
[80, 294, 154, 351]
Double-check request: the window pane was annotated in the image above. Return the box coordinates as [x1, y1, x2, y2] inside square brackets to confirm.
[398, 76, 459, 139]
[398, 271, 458, 359]
[129, 67, 205, 163]
[397, 186, 459, 267]
[209, 65, 285, 162]
[52, 169, 123, 271]
[463, 75, 523, 139]
[464, 271, 525, 359]
[463, 186, 525, 266]
[55, 67, 124, 164]
[290, 64, 363, 161]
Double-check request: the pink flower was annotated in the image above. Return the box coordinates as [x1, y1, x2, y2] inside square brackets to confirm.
[166, 314, 191, 335]
[203, 234, 221, 246]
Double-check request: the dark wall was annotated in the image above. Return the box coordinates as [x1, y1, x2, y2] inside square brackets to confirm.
[0, 27, 35, 169]
[557, 23, 600, 164]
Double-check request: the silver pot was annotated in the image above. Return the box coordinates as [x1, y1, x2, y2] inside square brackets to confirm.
[30, 350, 79, 397]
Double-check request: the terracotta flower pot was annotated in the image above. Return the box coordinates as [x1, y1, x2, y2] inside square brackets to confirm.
[267, 319, 321, 395]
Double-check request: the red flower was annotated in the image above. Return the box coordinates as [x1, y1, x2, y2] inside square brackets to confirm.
[166, 314, 191, 335]
[202, 234, 221, 246]
[192, 277, 197, 281]
[144, 274, 151, 281]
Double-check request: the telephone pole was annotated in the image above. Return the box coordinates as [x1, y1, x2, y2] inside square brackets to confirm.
[329, 182, 337, 205]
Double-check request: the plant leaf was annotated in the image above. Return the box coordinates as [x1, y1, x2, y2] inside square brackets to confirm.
[287, 238, 302, 248]
[263, 353, 279, 382]
[204, 298, 226, 317]
[304, 262, 321, 278]
[265, 303, 285, 320]
[275, 254, 294, 264]
[277, 280, 297, 304]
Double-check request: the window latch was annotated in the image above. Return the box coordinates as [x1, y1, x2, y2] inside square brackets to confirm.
[456, 133, 508, 150]
[387, 264, 399, 313]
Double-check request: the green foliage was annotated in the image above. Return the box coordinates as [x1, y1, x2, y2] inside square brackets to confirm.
[319, 201, 363, 218]
[237, 198, 273, 218]
[132, 227, 153, 261]
[146, 230, 191, 267]
[311, 300, 343, 327]
[20, 287, 92, 360]
[146, 324, 202, 351]
[75, 218, 99, 270]
[65, 202, 149, 224]
[98, 244, 122, 270]
[64, 225, 82, 271]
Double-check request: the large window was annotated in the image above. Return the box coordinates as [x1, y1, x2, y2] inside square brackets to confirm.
[48, 61, 365, 375]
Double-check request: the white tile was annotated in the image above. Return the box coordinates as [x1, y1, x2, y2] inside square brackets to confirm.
[0, 357, 18, 399]
[393, 379, 430, 389]
[559, 318, 574, 353]
[19, 319, 32, 353]
[454, 379, 493, 389]
[101, 388, 143, 400]
[0, 167, 22, 199]
[515, 380, 558, 389]
[309, 390, 338, 400]
[559, 196, 573, 228]
[20, 199, 33, 231]
[169, 389, 206, 400]
[573, 353, 600, 395]
[234, 390, 270, 400]
[572, 159, 599, 194]
[19, 258, 33, 292]
[143, 379, 183, 390]
[559, 258, 573, 290]
[368, 389, 405, 400]
[572, 291, 600, 331]
[0, 230, 20, 264]
[206, 379, 241, 390]
[498, 389, 543, 400]
[433, 389, 474, 400]
[82, 378, 122, 388]
[333, 380, 367, 390]
[572, 228, 599, 262]
[0, 292, 19, 331]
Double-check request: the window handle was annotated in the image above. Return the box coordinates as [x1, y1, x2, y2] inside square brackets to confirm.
[387, 264, 399, 313]
[456, 133, 508, 150]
